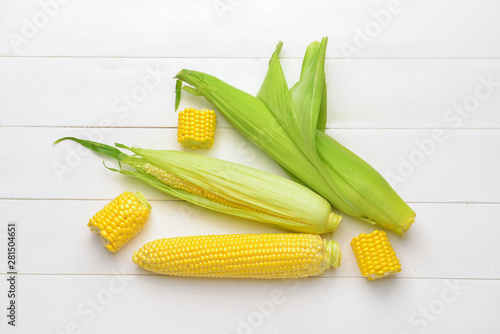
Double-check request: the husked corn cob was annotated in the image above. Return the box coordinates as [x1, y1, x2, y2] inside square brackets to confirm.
[177, 108, 216, 149]
[133, 233, 342, 279]
[88, 191, 151, 253]
[351, 230, 401, 280]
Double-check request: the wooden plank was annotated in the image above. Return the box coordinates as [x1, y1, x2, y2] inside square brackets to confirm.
[0, 127, 498, 203]
[331, 203, 500, 279]
[0, 275, 497, 333]
[1, 200, 498, 279]
[1, 0, 499, 58]
[1, 57, 500, 128]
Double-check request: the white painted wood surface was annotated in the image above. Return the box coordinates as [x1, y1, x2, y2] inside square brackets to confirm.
[1, 0, 499, 332]
[2, 58, 500, 129]
[1, 0, 500, 58]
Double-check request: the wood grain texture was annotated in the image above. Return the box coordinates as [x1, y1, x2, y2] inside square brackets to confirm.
[1, 0, 499, 58]
[1, 57, 499, 128]
[0, 127, 498, 202]
[0, 200, 498, 279]
[0, 275, 497, 333]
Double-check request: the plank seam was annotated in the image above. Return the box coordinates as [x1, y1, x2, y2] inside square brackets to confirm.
[2, 125, 500, 130]
[0, 273, 497, 280]
[1, 55, 500, 60]
[0, 198, 499, 204]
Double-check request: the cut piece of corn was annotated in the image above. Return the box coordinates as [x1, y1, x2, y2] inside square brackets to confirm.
[177, 107, 217, 150]
[133, 233, 341, 279]
[351, 230, 401, 280]
[54, 137, 342, 234]
[88, 191, 151, 253]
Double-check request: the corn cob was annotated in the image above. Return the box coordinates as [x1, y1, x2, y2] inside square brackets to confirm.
[351, 230, 401, 280]
[88, 191, 151, 252]
[54, 137, 342, 234]
[174, 39, 416, 236]
[177, 108, 216, 150]
[133, 233, 341, 278]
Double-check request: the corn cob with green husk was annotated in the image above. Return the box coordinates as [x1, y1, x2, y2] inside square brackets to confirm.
[54, 137, 341, 234]
[174, 38, 415, 236]
[133, 233, 341, 278]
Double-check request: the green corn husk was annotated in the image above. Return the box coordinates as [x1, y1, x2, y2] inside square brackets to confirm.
[54, 137, 342, 234]
[175, 38, 415, 235]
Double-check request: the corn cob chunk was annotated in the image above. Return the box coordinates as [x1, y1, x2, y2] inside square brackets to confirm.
[133, 233, 342, 279]
[88, 191, 151, 253]
[351, 230, 401, 280]
[177, 107, 216, 150]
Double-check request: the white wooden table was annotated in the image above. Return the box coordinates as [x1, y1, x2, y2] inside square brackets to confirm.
[1, 0, 499, 333]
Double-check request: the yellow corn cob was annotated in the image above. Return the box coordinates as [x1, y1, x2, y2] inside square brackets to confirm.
[88, 191, 151, 253]
[133, 233, 342, 279]
[351, 230, 401, 280]
[177, 107, 216, 149]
